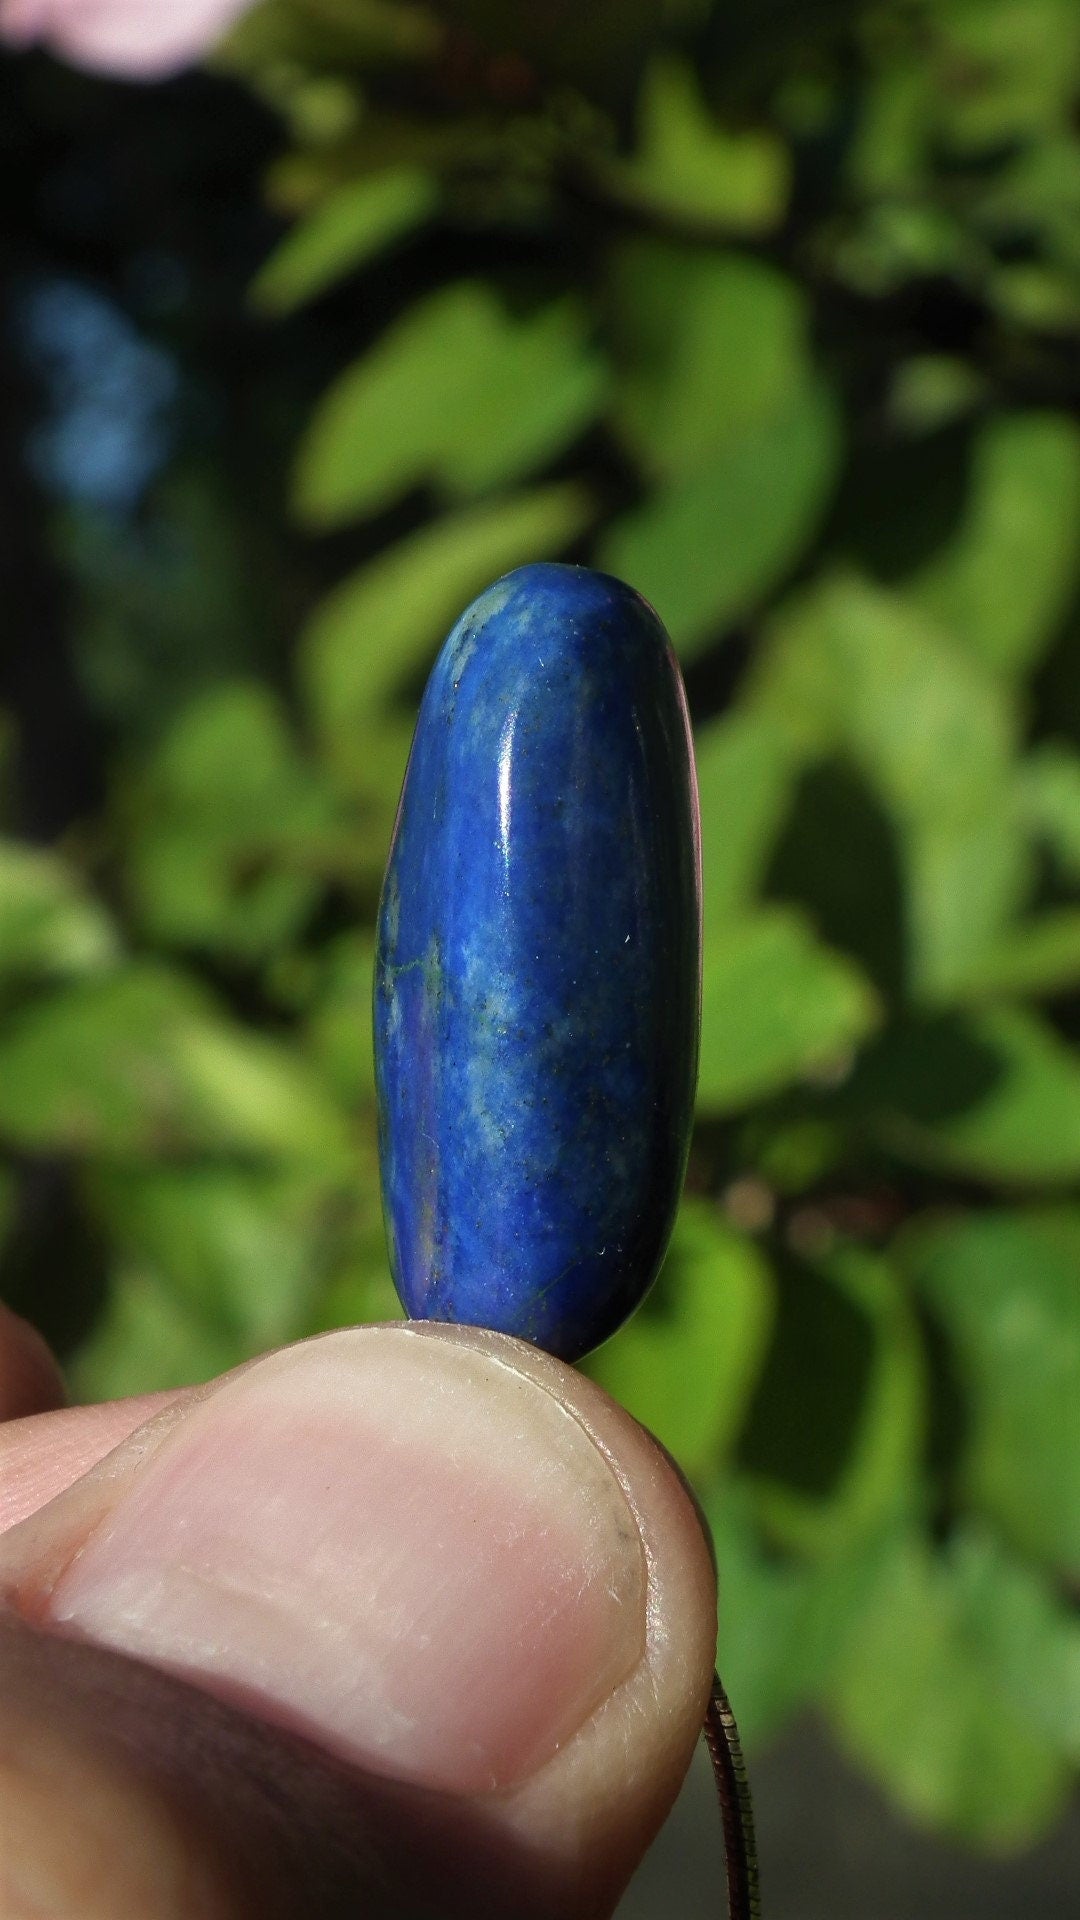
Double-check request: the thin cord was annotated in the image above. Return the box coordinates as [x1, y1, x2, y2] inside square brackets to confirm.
[703, 1672, 761, 1920]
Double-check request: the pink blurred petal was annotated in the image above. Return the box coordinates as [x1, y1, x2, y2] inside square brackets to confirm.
[0, 0, 55, 48]
[1, 0, 257, 75]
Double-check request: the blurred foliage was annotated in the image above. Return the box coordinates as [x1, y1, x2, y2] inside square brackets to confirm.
[3, 0, 1080, 1855]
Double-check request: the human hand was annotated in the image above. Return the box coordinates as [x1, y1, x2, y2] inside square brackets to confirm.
[0, 1305, 716, 1919]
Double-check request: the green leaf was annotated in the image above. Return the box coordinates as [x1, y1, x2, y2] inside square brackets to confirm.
[950, 1527, 1080, 1761]
[978, 141, 1080, 301]
[698, 908, 879, 1114]
[695, 713, 795, 932]
[754, 574, 1016, 829]
[304, 933, 377, 1108]
[1019, 743, 1080, 883]
[901, 1208, 1080, 1569]
[752, 575, 1026, 998]
[846, 48, 928, 198]
[828, 1530, 1070, 1849]
[0, 840, 117, 986]
[71, 1262, 240, 1401]
[220, 0, 438, 70]
[910, 413, 1080, 675]
[89, 1165, 327, 1353]
[945, 907, 1080, 1000]
[585, 1202, 773, 1476]
[740, 1248, 924, 1557]
[126, 683, 339, 962]
[608, 243, 811, 482]
[250, 168, 438, 315]
[906, 809, 1031, 1005]
[888, 355, 986, 436]
[832, 203, 981, 301]
[935, 0, 1080, 149]
[854, 1006, 1080, 1187]
[299, 484, 593, 794]
[743, 1115, 848, 1197]
[600, 378, 841, 660]
[607, 58, 789, 235]
[703, 1480, 880, 1747]
[753, 756, 907, 1002]
[308, 1264, 402, 1339]
[0, 965, 351, 1165]
[293, 285, 606, 526]
[991, 261, 1080, 332]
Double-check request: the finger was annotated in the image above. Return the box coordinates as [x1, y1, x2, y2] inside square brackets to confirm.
[0, 1301, 68, 1422]
[0, 1322, 716, 1919]
[0, 1393, 185, 1534]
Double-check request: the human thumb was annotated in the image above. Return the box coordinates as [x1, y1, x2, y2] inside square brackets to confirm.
[0, 1322, 716, 1919]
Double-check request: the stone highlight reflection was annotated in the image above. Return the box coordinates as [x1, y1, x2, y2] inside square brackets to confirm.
[374, 563, 700, 1361]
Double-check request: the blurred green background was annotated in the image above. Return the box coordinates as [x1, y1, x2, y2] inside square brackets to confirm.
[2, 0, 1079, 1889]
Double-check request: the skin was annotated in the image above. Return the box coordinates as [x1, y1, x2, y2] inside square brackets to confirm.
[0, 1303, 717, 1920]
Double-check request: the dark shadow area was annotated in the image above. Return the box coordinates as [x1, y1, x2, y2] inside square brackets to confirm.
[1028, 590, 1080, 753]
[763, 755, 908, 1002]
[843, 1013, 1006, 1126]
[823, 420, 973, 582]
[683, 626, 756, 731]
[736, 1247, 873, 1499]
[916, 1300, 972, 1532]
[0, 1158, 110, 1360]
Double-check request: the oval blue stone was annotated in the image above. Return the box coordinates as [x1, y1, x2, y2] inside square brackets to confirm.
[374, 562, 700, 1362]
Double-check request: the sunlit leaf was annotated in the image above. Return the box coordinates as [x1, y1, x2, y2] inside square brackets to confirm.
[828, 201, 980, 299]
[846, 55, 930, 198]
[978, 121, 1080, 248]
[250, 168, 439, 314]
[304, 933, 377, 1107]
[221, 0, 439, 69]
[853, 1006, 1080, 1185]
[299, 484, 593, 793]
[901, 1208, 1080, 1568]
[607, 57, 789, 235]
[828, 1529, 1070, 1849]
[935, 0, 1080, 150]
[949, 1528, 1080, 1759]
[601, 379, 841, 659]
[89, 1165, 327, 1352]
[0, 966, 351, 1165]
[695, 712, 795, 932]
[740, 1248, 924, 1557]
[760, 756, 907, 1002]
[608, 242, 812, 481]
[126, 683, 340, 962]
[586, 1202, 773, 1475]
[71, 1262, 239, 1401]
[752, 575, 1026, 997]
[910, 413, 1080, 675]
[702, 1480, 880, 1747]
[1019, 743, 1080, 883]
[0, 841, 117, 986]
[293, 284, 606, 525]
[945, 907, 1080, 1000]
[888, 355, 986, 436]
[753, 574, 1015, 827]
[698, 908, 879, 1113]
[906, 809, 1030, 1004]
[991, 261, 1080, 331]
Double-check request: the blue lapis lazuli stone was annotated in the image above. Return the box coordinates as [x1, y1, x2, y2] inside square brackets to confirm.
[373, 562, 700, 1362]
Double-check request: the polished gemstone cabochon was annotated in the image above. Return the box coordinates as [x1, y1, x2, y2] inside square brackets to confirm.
[374, 563, 700, 1362]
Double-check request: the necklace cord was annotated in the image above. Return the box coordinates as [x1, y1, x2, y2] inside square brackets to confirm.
[703, 1672, 762, 1920]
